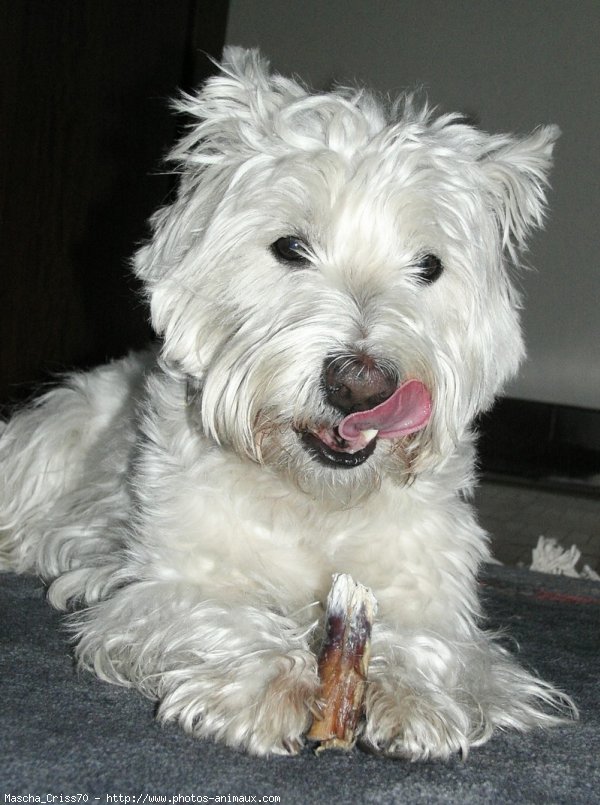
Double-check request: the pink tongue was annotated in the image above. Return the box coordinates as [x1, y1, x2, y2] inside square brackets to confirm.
[338, 379, 432, 441]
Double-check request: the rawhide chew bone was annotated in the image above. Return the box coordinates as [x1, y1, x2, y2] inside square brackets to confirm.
[307, 573, 377, 751]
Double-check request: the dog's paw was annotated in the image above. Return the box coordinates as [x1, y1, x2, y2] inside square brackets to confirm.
[157, 649, 320, 756]
[250, 657, 322, 756]
[362, 678, 472, 761]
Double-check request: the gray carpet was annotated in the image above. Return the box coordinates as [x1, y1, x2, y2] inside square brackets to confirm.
[2, 565, 599, 804]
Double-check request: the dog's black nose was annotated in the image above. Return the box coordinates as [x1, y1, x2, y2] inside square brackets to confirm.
[323, 354, 397, 415]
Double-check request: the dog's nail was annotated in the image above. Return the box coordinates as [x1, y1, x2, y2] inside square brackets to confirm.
[282, 738, 302, 755]
[309, 700, 326, 720]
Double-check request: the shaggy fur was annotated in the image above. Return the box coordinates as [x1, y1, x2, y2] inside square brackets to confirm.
[0, 48, 575, 758]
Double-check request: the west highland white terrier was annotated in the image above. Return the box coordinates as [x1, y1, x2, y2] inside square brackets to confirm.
[0, 48, 575, 758]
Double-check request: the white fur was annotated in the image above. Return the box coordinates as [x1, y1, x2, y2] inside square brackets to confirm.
[0, 48, 575, 758]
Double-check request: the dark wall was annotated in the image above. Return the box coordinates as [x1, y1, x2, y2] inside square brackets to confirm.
[0, 1, 229, 402]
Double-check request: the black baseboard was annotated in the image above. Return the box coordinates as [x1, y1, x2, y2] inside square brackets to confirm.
[477, 397, 600, 494]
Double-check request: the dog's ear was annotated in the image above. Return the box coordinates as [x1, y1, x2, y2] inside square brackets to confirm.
[168, 47, 301, 166]
[478, 125, 560, 260]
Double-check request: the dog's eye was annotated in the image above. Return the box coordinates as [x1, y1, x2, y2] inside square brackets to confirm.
[271, 236, 309, 266]
[415, 253, 443, 284]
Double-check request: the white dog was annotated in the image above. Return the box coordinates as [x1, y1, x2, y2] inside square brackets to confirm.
[0, 48, 575, 758]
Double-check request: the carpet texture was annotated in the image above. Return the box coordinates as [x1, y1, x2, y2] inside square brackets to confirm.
[2, 565, 599, 804]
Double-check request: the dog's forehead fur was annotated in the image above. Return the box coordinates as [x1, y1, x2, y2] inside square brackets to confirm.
[173, 50, 484, 166]
[145, 47, 558, 279]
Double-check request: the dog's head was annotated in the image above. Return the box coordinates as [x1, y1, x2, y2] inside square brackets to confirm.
[135, 48, 558, 496]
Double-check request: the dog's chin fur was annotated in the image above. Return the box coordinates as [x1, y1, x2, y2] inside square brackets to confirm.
[0, 47, 576, 758]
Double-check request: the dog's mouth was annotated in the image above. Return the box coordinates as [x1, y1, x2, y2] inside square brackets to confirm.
[299, 426, 379, 468]
[298, 379, 433, 470]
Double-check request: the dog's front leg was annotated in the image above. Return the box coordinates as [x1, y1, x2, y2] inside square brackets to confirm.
[362, 622, 574, 760]
[362, 624, 476, 760]
[70, 579, 320, 755]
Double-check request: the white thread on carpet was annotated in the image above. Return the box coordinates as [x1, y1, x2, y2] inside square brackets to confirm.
[530, 535, 600, 581]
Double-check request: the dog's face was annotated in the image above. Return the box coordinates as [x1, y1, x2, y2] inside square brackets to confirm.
[135, 48, 558, 496]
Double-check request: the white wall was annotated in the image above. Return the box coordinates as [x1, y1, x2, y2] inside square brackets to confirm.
[226, 0, 600, 410]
